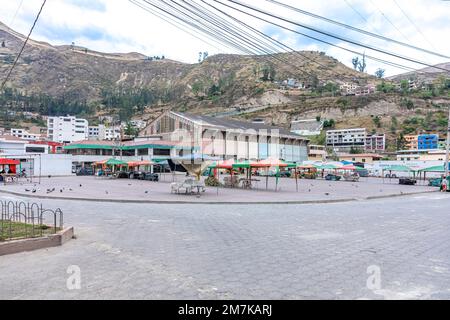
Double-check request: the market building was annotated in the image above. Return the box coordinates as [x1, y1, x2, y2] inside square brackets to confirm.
[141, 111, 309, 162]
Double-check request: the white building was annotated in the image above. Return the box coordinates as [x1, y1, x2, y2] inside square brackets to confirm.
[89, 124, 122, 141]
[10, 128, 42, 141]
[47, 116, 89, 143]
[365, 134, 386, 152]
[339, 82, 359, 95]
[89, 125, 121, 141]
[326, 128, 367, 151]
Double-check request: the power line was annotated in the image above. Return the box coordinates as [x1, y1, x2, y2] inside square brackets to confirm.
[9, 0, 25, 27]
[265, 0, 450, 60]
[136, 0, 313, 77]
[178, 0, 314, 76]
[221, 0, 450, 72]
[1, 0, 47, 92]
[129, 0, 226, 52]
[368, 0, 410, 42]
[199, 0, 329, 71]
[212, 0, 432, 73]
[393, 0, 438, 51]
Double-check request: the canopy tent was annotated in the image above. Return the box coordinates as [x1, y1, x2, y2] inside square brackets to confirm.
[0, 158, 20, 175]
[383, 165, 413, 172]
[93, 158, 128, 175]
[298, 164, 316, 170]
[0, 159, 20, 165]
[127, 160, 155, 167]
[340, 164, 365, 171]
[232, 160, 259, 169]
[209, 159, 236, 170]
[106, 158, 128, 166]
[419, 165, 446, 173]
[314, 163, 341, 170]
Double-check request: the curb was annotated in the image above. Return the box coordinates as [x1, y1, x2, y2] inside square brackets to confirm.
[0, 189, 439, 205]
[0, 227, 74, 256]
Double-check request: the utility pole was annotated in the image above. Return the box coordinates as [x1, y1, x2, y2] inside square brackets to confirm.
[445, 105, 450, 178]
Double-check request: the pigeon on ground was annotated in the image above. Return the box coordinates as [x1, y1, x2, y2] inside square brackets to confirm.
[32, 190, 36, 193]
[80, 184, 82, 187]
[325, 193, 330, 196]
[145, 191, 149, 194]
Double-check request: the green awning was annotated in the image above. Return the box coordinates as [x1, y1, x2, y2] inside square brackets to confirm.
[106, 158, 128, 166]
[383, 165, 413, 172]
[314, 164, 340, 170]
[232, 161, 255, 169]
[419, 165, 446, 173]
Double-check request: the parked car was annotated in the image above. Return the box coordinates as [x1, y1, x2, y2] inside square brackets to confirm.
[385, 173, 398, 178]
[116, 171, 130, 179]
[143, 173, 159, 181]
[76, 168, 94, 176]
[325, 174, 341, 181]
[399, 178, 417, 186]
[129, 171, 144, 179]
[268, 170, 292, 178]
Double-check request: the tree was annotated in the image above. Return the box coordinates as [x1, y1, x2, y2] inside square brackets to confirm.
[400, 80, 409, 94]
[352, 57, 359, 70]
[372, 116, 381, 128]
[124, 122, 139, 137]
[357, 54, 367, 73]
[350, 146, 363, 154]
[397, 133, 406, 150]
[375, 68, 385, 79]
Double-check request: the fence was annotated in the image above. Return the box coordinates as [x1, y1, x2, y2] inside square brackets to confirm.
[0, 200, 63, 242]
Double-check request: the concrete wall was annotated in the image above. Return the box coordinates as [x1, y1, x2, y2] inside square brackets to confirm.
[19, 154, 73, 176]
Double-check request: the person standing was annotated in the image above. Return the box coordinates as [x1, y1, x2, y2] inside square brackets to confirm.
[441, 176, 448, 192]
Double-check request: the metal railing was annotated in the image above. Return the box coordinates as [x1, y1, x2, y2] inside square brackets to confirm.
[0, 200, 63, 242]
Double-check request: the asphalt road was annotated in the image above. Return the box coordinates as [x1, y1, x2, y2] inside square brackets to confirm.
[1, 193, 450, 300]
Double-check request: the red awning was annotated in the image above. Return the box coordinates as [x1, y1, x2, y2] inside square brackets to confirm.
[0, 159, 20, 165]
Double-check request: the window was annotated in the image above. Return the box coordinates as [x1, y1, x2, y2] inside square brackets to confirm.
[26, 147, 46, 153]
[138, 149, 149, 156]
[153, 149, 171, 156]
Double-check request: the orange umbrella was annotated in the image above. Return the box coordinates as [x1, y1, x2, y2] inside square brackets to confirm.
[255, 158, 288, 168]
[128, 160, 154, 167]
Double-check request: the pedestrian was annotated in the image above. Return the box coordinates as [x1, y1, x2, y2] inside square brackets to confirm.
[441, 176, 448, 192]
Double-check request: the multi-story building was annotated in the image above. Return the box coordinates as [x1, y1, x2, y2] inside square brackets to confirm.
[326, 128, 367, 151]
[365, 134, 386, 152]
[141, 111, 310, 162]
[354, 85, 376, 96]
[308, 145, 327, 161]
[340, 82, 359, 96]
[338, 153, 383, 164]
[418, 134, 439, 150]
[404, 135, 418, 150]
[47, 116, 89, 144]
[88, 125, 121, 141]
[10, 128, 42, 141]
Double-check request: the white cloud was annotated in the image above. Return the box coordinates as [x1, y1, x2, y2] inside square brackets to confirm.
[0, 0, 449, 76]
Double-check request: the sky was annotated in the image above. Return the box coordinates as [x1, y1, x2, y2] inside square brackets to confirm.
[0, 0, 449, 77]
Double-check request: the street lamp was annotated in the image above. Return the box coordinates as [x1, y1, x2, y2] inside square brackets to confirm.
[445, 106, 450, 178]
